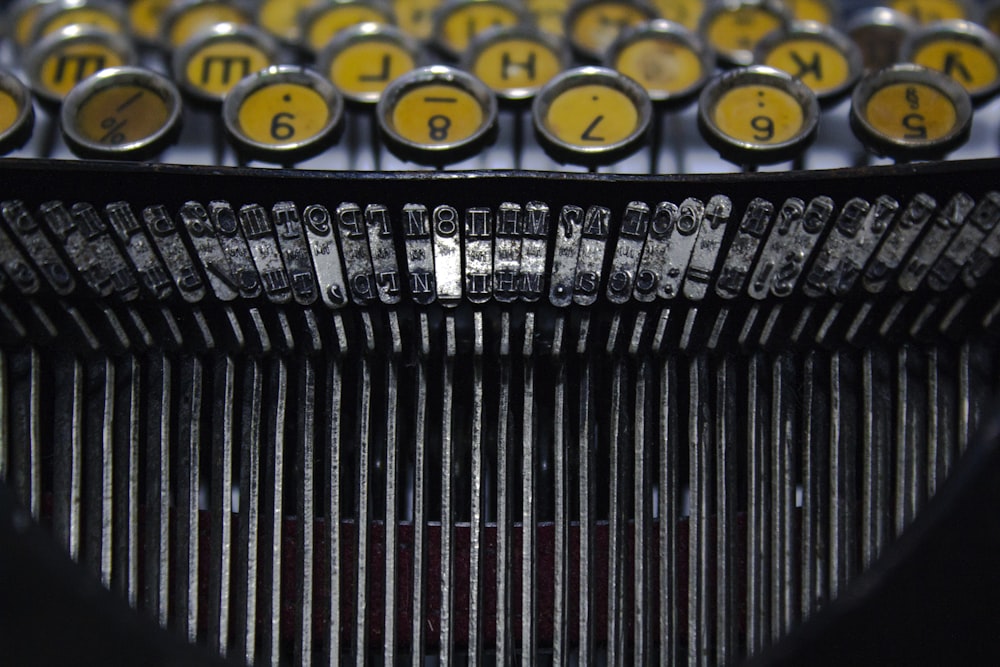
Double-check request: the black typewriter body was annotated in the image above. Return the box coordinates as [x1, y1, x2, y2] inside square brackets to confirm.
[3, 1, 1000, 666]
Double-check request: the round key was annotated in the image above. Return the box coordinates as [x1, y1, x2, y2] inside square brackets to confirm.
[0, 70, 35, 155]
[651, 0, 706, 31]
[376, 65, 498, 164]
[60, 66, 182, 159]
[462, 25, 569, 101]
[173, 23, 279, 106]
[29, 0, 126, 43]
[223, 65, 345, 163]
[160, 0, 253, 50]
[317, 22, 420, 104]
[846, 7, 918, 72]
[526, 0, 571, 37]
[888, 0, 970, 25]
[24, 24, 137, 105]
[433, 0, 527, 59]
[700, 0, 790, 67]
[532, 66, 652, 165]
[605, 19, 713, 107]
[127, 0, 172, 45]
[394, 0, 443, 40]
[257, 0, 322, 44]
[300, 0, 395, 55]
[698, 65, 819, 165]
[755, 20, 862, 106]
[778, 0, 837, 25]
[564, 0, 658, 61]
[6, 0, 57, 50]
[901, 20, 1000, 105]
[850, 63, 972, 161]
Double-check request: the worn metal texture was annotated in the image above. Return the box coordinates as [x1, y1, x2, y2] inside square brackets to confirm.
[0, 158, 999, 665]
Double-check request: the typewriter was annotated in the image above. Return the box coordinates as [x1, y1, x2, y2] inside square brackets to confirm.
[2, 0, 1000, 665]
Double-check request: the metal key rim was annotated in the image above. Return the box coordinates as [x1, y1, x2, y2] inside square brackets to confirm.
[376, 64, 499, 163]
[845, 5, 919, 32]
[4, 0, 57, 49]
[222, 64, 345, 162]
[27, 0, 126, 45]
[159, 0, 253, 50]
[0, 69, 35, 154]
[298, 0, 397, 56]
[531, 65, 653, 164]
[900, 18, 1000, 104]
[698, 0, 792, 68]
[698, 64, 820, 165]
[604, 18, 714, 105]
[850, 62, 973, 160]
[60, 65, 182, 159]
[172, 22, 280, 105]
[461, 24, 571, 101]
[316, 22, 422, 105]
[23, 24, 137, 105]
[432, 0, 531, 60]
[845, 6, 920, 72]
[754, 19, 863, 106]
[563, 0, 660, 61]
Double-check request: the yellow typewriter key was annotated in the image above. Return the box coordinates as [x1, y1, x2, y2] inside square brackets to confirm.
[160, 0, 253, 50]
[777, 0, 837, 25]
[127, 0, 172, 45]
[6, 0, 57, 50]
[377, 65, 498, 164]
[901, 20, 1000, 105]
[651, 0, 706, 31]
[257, 0, 321, 44]
[889, 0, 970, 25]
[846, 6, 918, 72]
[300, 0, 395, 55]
[394, 0, 442, 40]
[700, 0, 790, 67]
[317, 23, 420, 104]
[755, 20, 862, 106]
[698, 64, 819, 165]
[850, 63, 972, 161]
[0, 70, 35, 155]
[462, 25, 569, 101]
[532, 66, 652, 165]
[433, 0, 527, 59]
[223, 65, 345, 163]
[564, 0, 658, 61]
[606, 19, 713, 106]
[173, 23, 279, 105]
[24, 25, 137, 105]
[526, 0, 570, 37]
[29, 0, 126, 42]
[60, 66, 182, 159]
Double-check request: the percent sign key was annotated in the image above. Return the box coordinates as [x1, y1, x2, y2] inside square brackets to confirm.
[61, 67, 183, 160]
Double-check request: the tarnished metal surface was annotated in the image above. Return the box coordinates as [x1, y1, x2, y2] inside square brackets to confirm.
[0, 163, 999, 666]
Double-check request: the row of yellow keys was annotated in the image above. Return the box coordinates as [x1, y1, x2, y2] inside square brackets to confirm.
[7, 0, 997, 49]
[1, 0, 1000, 168]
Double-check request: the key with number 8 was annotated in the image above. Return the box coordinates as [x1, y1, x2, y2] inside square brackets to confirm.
[376, 64, 498, 165]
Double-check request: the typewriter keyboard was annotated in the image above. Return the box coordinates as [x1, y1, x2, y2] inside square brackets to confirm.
[2, 1, 1000, 666]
